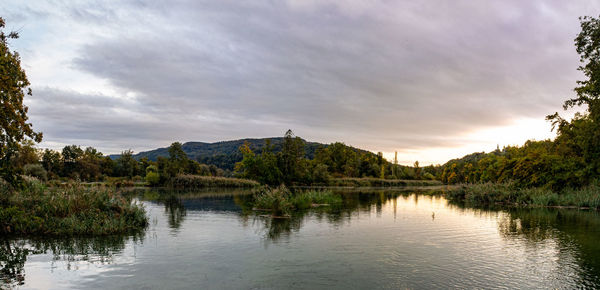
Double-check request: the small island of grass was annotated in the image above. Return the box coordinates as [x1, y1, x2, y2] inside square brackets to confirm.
[252, 186, 342, 216]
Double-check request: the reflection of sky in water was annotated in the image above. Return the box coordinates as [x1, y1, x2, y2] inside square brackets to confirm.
[3, 189, 599, 289]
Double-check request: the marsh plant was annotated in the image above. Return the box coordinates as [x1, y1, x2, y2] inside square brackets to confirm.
[171, 174, 259, 189]
[447, 182, 600, 209]
[252, 185, 342, 216]
[0, 179, 148, 235]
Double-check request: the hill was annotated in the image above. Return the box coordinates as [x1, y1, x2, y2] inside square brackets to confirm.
[111, 138, 330, 171]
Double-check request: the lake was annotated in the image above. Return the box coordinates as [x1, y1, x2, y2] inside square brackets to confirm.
[2, 187, 600, 289]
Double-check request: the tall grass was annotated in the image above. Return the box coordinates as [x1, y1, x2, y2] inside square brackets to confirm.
[447, 182, 600, 209]
[0, 179, 148, 236]
[171, 174, 259, 188]
[252, 186, 342, 216]
[326, 177, 442, 187]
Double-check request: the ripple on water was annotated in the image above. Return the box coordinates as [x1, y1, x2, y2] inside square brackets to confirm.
[3, 190, 600, 289]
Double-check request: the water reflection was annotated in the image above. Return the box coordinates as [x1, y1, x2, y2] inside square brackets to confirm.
[2, 187, 600, 288]
[445, 200, 600, 287]
[499, 208, 600, 287]
[1, 233, 144, 287]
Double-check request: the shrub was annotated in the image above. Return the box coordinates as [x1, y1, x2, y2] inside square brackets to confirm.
[23, 164, 47, 181]
[146, 172, 160, 186]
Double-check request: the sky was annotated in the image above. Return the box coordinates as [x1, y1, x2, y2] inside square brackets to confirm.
[2, 1, 599, 165]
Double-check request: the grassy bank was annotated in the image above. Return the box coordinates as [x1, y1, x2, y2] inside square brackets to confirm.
[170, 174, 259, 188]
[446, 182, 600, 209]
[324, 177, 441, 187]
[0, 179, 148, 236]
[253, 186, 342, 216]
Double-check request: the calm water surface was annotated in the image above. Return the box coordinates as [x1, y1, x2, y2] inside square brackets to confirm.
[2, 187, 600, 289]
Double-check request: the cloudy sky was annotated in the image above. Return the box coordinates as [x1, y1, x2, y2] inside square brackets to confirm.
[2, 1, 599, 165]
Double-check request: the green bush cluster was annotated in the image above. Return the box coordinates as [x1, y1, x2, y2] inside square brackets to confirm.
[0, 179, 148, 235]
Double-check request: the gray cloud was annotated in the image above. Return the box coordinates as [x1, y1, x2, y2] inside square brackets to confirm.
[7, 0, 600, 161]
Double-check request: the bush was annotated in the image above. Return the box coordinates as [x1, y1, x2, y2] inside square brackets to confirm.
[146, 172, 160, 186]
[23, 164, 47, 181]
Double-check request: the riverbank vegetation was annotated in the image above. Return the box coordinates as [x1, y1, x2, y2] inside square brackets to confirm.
[8, 128, 440, 188]
[171, 174, 259, 188]
[323, 177, 441, 187]
[0, 179, 148, 235]
[0, 18, 148, 237]
[439, 16, 600, 205]
[447, 182, 600, 209]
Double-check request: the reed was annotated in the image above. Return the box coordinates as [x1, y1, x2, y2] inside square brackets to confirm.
[447, 182, 600, 209]
[252, 186, 342, 215]
[0, 179, 148, 236]
[326, 177, 442, 187]
[170, 174, 259, 188]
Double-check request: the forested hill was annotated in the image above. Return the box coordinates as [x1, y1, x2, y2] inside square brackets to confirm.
[111, 138, 332, 171]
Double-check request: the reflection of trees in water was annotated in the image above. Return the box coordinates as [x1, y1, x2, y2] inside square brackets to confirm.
[162, 194, 187, 231]
[447, 199, 600, 287]
[498, 208, 600, 286]
[137, 188, 256, 231]
[0, 240, 34, 286]
[235, 189, 446, 242]
[1, 233, 144, 288]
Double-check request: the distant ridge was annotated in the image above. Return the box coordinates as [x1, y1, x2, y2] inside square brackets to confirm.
[110, 137, 328, 171]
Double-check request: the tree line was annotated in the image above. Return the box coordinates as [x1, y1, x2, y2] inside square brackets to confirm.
[11, 141, 226, 184]
[11, 131, 437, 186]
[235, 130, 439, 185]
[441, 15, 600, 190]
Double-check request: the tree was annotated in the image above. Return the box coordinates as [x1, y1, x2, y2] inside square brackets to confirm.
[78, 147, 103, 181]
[115, 150, 138, 178]
[0, 17, 42, 185]
[414, 161, 421, 180]
[279, 130, 304, 184]
[168, 142, 188, 175]
[235, 140, 282, 185]
[13, 140, 40, 169]
[41, 149, 61, 178]
[547, 15, 600, 179]
[61, 145, 83, 178]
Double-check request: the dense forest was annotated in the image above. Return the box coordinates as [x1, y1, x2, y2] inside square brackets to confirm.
[440, 15, 600, 190]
